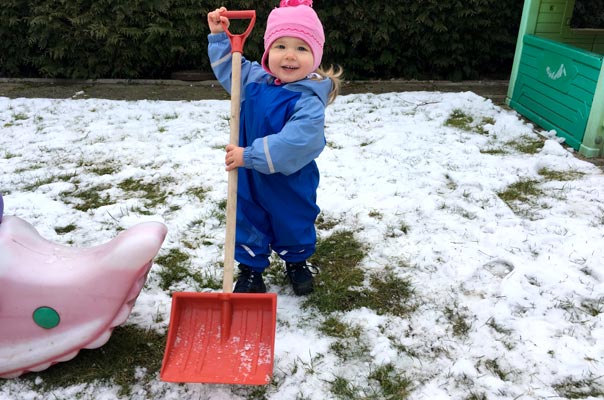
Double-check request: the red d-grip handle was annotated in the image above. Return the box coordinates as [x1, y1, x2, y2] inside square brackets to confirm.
[220, 10, 256, 53]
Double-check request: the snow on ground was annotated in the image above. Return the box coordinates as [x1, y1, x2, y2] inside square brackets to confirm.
[1, 91, 603, 399]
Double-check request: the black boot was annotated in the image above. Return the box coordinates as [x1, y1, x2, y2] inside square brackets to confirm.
[233, 264, 266, 293]
[285, 261, 317, 296]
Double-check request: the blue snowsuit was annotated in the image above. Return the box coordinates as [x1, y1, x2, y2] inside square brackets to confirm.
[208, 32, 332, 272]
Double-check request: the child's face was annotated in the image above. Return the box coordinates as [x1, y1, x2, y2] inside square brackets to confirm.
[267, 37, 315, 83]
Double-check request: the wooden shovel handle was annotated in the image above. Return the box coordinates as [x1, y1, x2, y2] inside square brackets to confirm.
[222, 10, 256, 293]
[223, 52, 242, 293]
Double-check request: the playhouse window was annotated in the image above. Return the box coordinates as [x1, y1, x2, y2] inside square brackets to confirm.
[571, 0, 604, 29]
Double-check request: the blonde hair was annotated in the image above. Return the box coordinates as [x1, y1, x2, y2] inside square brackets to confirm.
[313, 65, 343, 105]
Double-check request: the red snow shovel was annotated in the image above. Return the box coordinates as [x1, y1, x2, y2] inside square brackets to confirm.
[160, 10, 277, 385]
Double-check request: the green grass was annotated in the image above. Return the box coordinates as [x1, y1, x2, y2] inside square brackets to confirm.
[88, 165, 119, 176]
[553, 376, 604, 399]
[495, 166, 587, 217]
[482, 358, 509, 380]
[154, 248, 192, 290]
[316, 212, 343, 230]
[538, 167, 584, 182]
[19, 325, 165, 397]
[70, 184, 114, 212]
[368, 363, 413, 399]
[581, 297, 604, 317]
[368, 210, 383, 220]
[306, 230, 367, 313]
[480, 132, 545, 156]
[323, 317, 371, 362]
[445, 109, 474, 131]
[117, 177, 174, 210]
[365, 270, 415, 316]
[465, 392, 488, 400]
[154, 248, 221, 291]
[486, 317, 512, 335]
[13, 112, 28, 120]
[497, 179, 543, 204]
[329, 363, 413, 399]
[327, 140, 344, 149]
[480, 148, 507, 155]
[299, 230, 417, 399]
[330, 376, 359, 399]
[329, 338, 372, 362]
[17, 167, 116, 212]
[4, 112, 30, 127]
[445, 109, 496, 136]
[320, 316, 362, 338]
[54, 223, 77, 234]
[444, 305, 473, 337]
[307, 230, 416, 317]
[1, 151, 19, 159]
[188, 185, 210, 202]
[231, 382, 272, 400]
[18, 162, 121, 211]
[506, 135, 543, 154]
[22, 172, 79, 192]
[213, 199, 228, 224]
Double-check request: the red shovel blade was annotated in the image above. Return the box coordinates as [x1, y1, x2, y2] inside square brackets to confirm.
[160, 292, 277, 385]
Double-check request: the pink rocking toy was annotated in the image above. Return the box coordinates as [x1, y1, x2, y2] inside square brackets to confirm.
[0, 193, 168, 378]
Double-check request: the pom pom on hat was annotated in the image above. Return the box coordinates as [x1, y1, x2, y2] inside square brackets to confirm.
[279, 0, 313, 6]
[262, 0, 324, 75]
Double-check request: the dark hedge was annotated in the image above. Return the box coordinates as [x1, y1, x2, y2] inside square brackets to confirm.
[571, 0, 604, 29]
[1, 0, 527, 80]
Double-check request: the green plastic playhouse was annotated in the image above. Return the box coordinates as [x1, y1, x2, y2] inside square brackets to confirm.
[507, 0, 604, 157]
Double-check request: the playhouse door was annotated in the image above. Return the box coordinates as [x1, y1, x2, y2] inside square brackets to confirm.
[510, 35, 603, 150]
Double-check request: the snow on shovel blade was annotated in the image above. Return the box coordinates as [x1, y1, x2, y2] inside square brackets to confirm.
[160, 292, 277, 385]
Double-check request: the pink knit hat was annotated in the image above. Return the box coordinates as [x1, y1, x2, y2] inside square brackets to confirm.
[262, 0, 325, 75]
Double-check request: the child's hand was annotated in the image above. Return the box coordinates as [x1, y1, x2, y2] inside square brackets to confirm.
[208, 7, 229, 34]
[225, 144, 245, 171]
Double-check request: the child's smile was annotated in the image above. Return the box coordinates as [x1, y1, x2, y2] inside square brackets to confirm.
[267, 37, 315, 83]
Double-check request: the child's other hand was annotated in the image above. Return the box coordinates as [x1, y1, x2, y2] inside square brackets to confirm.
[225, 144, 245, 171]
[208, 7, 228, 33]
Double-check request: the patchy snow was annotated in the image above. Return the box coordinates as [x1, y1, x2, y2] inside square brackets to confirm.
[1, 91, 603, 399]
